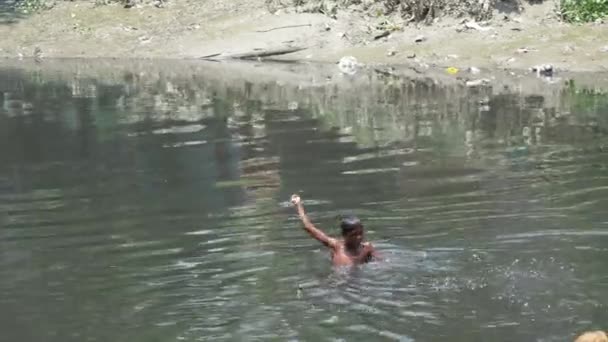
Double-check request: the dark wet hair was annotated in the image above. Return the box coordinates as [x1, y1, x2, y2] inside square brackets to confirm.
[340, 215, 363, 236]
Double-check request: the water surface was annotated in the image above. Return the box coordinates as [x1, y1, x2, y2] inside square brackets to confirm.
[1, 61, 607, 342]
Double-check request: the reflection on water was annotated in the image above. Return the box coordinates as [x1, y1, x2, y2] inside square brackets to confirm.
[0, 61, 607, 342]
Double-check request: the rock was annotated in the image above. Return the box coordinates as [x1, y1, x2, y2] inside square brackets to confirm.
[338, 56, 359, 75]
[406, 52, 416, 59]
[468, 66, 481, 74]
[138, 35, 152, 44]
[414, 35, 426, 43]
[186, 24, 199, 31]
[447, 54, 459, 59]
[542, 64, 554, 77]
[386, 48, 397, 57]
[562, 45, 575, 54]
[516, 47, 530, 54]
[600, 46, 608, 53]
[530, 64, 554, 77]
[412, 62, 429, 74]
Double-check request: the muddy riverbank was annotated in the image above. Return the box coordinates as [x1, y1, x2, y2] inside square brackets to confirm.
[1, 0, 607, 73]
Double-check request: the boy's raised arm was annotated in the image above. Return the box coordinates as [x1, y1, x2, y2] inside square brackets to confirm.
[291, 194, 337, 249]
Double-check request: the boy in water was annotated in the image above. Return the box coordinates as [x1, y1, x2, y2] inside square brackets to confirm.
[575, 331, 608, 342]
[290, 194, 380, 266]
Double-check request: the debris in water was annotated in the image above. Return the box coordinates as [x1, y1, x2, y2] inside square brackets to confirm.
[288, 101, 298, 111]
[338, 56, 359, 75]
[466, 79, 490, 87]
[446, 66, 459, 75]
[321, 316, 339, 325]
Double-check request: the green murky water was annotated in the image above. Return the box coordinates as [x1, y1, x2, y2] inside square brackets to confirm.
[1, 60, 607, 342]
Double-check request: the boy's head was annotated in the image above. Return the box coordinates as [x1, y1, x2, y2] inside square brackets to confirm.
[575, 331, 608, 342]
[340, 215, 364, 246]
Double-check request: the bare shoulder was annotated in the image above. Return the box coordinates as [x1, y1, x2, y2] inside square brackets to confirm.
[327, 237, 340, 249]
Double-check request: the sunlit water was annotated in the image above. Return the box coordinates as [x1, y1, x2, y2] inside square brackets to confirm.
[1, 61, 607, 342]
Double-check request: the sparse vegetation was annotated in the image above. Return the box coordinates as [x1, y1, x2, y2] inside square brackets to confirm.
[268, 0, 608, 23]
[11, 0, 608, 24]
[14, 0, 57, 14]
[266, 0, 496, 21]
[560, 0, 608, 22]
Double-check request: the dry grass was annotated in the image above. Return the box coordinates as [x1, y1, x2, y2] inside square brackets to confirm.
[265, 0, 497, 22]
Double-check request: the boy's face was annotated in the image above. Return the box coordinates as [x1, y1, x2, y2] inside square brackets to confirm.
[344, 227, 364, 246]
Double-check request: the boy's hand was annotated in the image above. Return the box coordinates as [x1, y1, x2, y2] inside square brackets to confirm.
[359, 242, 372, 255]
[290, 194, 301, 206]
[362, 242, 381, 261]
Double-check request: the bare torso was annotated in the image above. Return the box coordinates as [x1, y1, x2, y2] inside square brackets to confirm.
[331, 241, 373, 266]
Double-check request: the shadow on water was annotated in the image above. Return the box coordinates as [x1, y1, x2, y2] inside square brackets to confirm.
[0, 59, 607, 342]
